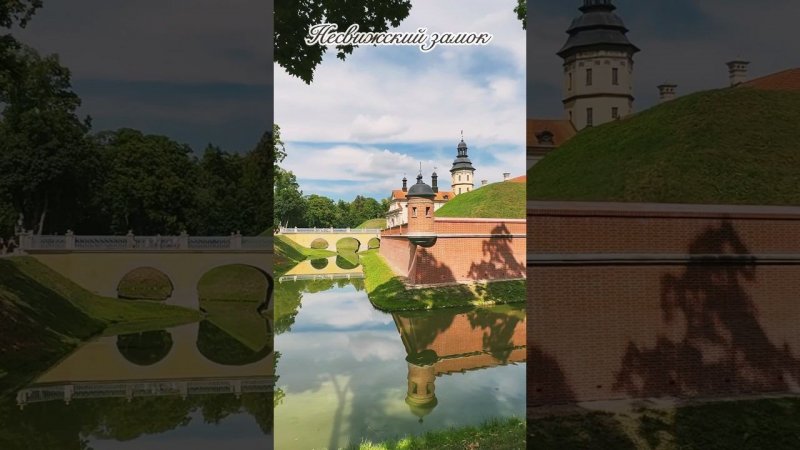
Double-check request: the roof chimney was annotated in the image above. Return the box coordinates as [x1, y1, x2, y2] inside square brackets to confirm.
[726, 60, 750, 87]
[402, 176, 408, 192]
[503, 172, 511, 182]
[481, 179, 488, 187]
[657, 83, 677, 102]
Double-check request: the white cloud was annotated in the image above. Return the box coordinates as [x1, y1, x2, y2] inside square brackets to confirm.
[350, 115, 410, 140]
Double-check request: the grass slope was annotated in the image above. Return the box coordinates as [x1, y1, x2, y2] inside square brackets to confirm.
[529, 396, 800, 449]
[360, 250, 525, 311]
[528, 88, 800, 205]
[357, 218, 387, 229]
[0, 257, 199, 395]
[357, 417, 525, 449]
[437, 182, 526, 218]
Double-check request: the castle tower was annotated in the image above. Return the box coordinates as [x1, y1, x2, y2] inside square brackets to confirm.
[559, 0, 639, 130]
[450, 136, 475, 195]
[406, 172, 437, 247]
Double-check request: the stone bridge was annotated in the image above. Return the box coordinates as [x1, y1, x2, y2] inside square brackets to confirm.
[19, 233, 272, 309]
[278, 227, 381, 251]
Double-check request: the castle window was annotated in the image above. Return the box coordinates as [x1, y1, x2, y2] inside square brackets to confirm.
[458, 175, 461, 181]
[612, 68, 619, 85]
[587, 108, 594, 127]
[412, 207, 417, 218]
[612, 107, 619, 119]
[586, 68, 593, 86]
[425, 207, 431, 217]
[568, 72, 573, 90]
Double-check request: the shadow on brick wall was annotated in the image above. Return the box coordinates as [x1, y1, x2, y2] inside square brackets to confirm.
[613, 220, 800, 398]
[468, 223, 526, 281]
[528, 346, 576, 406]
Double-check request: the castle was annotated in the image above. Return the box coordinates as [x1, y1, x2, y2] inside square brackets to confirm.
[385, 137, 476, 228]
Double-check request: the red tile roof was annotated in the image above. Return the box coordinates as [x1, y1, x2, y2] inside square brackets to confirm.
[527, 119, 577, 148]
[741, 68, 800, 91]
[509, 175, 526, 183]
[391, 190, 454, 202]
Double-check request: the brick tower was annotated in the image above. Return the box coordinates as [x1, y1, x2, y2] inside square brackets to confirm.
[406, 172, 437, 247]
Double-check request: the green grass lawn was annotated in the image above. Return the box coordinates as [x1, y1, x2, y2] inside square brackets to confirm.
[356, 417, 525, 449]
[0, 257, 199, 396]
[528, 88, 800, 205]
[437, 181, 526, 219]
[357, 218, 387, 229]
[360, 250, 525, 311]
[529, 396, 800, 449]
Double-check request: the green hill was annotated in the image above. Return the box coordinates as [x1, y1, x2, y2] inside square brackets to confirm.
[357, 218, 386, 229]
[528, 88, 800, 205]
[436, 181, 526, 219]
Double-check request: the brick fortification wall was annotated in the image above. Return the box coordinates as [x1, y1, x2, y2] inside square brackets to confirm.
[380, 218, 526, 285]
[528, 202, 800, 407]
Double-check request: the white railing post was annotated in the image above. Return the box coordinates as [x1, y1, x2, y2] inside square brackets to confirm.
[232, 231, 242, 249]
[126, 230, 135, 249]
[65, 230, 75, 250]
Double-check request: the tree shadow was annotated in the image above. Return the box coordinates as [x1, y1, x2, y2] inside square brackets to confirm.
[468, 223, 526, 281]
[613, 220, 800, 399]
[528, 346, 576, 407]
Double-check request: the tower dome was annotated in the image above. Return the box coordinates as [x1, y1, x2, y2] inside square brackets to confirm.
[407, 173, 435, 198]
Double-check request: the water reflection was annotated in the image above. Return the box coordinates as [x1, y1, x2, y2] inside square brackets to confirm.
[274, 279, 526, 449]
[279, 254, 364, 282]
[4, 319, 273, 449]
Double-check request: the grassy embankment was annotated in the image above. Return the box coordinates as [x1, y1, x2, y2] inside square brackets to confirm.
[274, 234, 336, 275]
[528, 88, 800, 205]
[0, 257, 200, 395]
[356, 417, 525, 450]
[360, 250, 525, 311]
[437, 181, 526, 219]
[528, 396, 800, 449]
[357, 218, 387, 229]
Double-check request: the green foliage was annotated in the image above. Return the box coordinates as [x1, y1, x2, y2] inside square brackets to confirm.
[274, 167, 306, 227]
[0, 0, 42, 28]
[529, 88, 800, 205]
[515, 0, 526, 30]
[275, 0, 412, 83]
[357, 417, 526, 449]
[304, 194, 339, 227]
[0, 44, 97, 234]
[436, 181, 526, 219]
[360, 250, 525, 311]
[310, 237, 329, 249]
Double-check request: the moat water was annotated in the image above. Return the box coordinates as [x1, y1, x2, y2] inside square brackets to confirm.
[0, 319, 273, 450]
[274, 276, 526, 449]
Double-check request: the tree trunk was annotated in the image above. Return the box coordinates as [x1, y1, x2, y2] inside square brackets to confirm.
[36, 196, 48, 235]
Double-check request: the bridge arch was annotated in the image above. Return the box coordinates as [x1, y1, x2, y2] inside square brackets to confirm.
[368, 237, 381, 249]
[117, 267, 174, 300]
[310, 238, 329, 249]
[336, 236, 361, 253]
[116, 329, 174, 366]
[196, 263, 273, 315]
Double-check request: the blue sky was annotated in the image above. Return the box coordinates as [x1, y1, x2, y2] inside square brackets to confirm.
[13, 0, 271, 153]
[275, 0, 526, 202]
[529, 0, 800, 119]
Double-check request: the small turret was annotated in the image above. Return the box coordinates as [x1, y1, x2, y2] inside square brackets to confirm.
[402, 175, 408, 192]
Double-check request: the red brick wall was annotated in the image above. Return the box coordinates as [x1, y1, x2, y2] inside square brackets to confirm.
[379, 218, 526, 285]
[528, 202, 800, 406]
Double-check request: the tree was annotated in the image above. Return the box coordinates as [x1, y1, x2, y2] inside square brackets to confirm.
[304, 194, 339, 228]
[275, 0, 412, 83]
[0, 0, 42, 28]
[515, 0, 526, 30]
[274, 168, 306, 228]
[0, 45, 96, 234]
[92, 129, 198, 235]
[238, 131, 274, 235]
